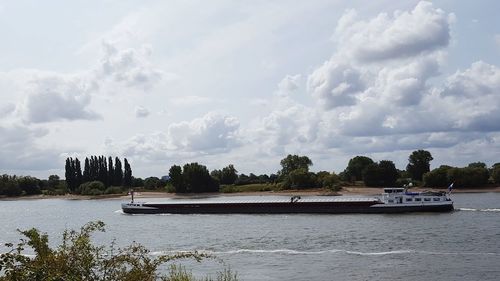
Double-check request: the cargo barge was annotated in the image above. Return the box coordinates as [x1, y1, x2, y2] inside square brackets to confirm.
[121, 188, 454, 214]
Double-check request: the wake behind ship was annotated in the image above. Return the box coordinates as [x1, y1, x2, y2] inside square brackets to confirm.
[121, 188, 454, 214]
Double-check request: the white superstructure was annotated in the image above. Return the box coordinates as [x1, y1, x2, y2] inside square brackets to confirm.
[375, 187, 453, 208]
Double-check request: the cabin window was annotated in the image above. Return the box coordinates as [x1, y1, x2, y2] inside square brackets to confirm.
[406, 198, 413, 202]
[415, 198, 421, 202]
[388, 200, 394, 203]
[433, 198, 441, 201]
[424, 198, 431, 202]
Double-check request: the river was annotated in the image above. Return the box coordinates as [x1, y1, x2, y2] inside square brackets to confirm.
[1, 193, 499, 280]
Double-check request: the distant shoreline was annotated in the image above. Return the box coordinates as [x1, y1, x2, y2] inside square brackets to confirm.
[1, 186, 499, 201]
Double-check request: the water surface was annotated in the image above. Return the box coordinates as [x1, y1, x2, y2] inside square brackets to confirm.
[1, 193, 499, 280]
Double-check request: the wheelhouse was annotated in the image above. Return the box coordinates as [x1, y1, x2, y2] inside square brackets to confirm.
[382, 188, 451, 205]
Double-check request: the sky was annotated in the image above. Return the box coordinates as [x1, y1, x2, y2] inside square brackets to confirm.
[1, 0, 500, 179]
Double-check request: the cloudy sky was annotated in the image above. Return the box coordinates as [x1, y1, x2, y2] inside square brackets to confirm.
[1, 0, 500, 178]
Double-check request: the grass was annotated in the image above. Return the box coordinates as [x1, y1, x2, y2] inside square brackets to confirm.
[220, 183, 283, 193]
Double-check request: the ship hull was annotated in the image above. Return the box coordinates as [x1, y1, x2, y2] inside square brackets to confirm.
[121, 201, 454, 214]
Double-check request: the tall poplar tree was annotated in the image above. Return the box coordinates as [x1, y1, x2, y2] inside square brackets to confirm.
[98, 156, 108, 186]
[123, 158, 132, 187]
[83, 157, 90, 183]
[108, 157, 114, 187]
[75, 158, 83, 188]
[114, 157, 123, 186]
[65, 158, 74, 192]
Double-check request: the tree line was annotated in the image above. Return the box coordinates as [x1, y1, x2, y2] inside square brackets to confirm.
[64, 156, 132, 195]
[165, 155, 340, 193]
[163, 150, 500, 193]
[2, 150, 500, 198]
[340, 150, 500, 188]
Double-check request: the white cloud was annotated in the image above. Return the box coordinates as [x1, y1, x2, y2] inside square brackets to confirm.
[278, 74, 301, 94]
[98, 42, 165, 89]
[23, 73, 100, 123]
[437, 61, 500, 132]
[335, 1, 452, 62]
[168, 112, 240, 152]
[105, 112, 241, 166]
[0, 125, 61, 171]
[307, 60, 365, 109]
[441, 61, 500, 98]
[169, 95, 212, 107]
[135, 106, 150, 118]
[1, 1, 500, 177]
[374, 56, 441, 106]
[0, 103, 15, 117]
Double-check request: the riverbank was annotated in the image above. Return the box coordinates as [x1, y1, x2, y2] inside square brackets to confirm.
[2, 186, 499, 201]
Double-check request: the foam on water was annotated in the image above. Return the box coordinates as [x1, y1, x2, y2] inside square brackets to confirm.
[149, 248, 499, 257]
[458, 208, 500, 212]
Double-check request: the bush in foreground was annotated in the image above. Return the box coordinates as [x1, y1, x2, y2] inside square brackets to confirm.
[0, 221, 237, 281]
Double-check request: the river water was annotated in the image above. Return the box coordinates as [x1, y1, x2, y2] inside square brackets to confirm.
[1, 193, 499, 281]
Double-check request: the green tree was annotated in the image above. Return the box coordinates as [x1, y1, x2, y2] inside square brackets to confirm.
[114, 157, 123, 186]
[83, 158, 90, 183]
[406, 150, 433, 181]
[75, 158, 83, 187]
[282, 168, 316, 189]
[492, 166, 500, 184]
[182, 163, 219, 193]
[210, 169, 222, 182]
[17, 176, 42, 195]
[47, 175, 60, 190]
[279, 155, 313, 178]
[65, 158, 76, 192]
[362, 163, 381, 187]
[123, 158, 132, 187]
[423, 165, 453, 188]
[131, 177, 144, 187]
[107, 157, 114, 186]
[98, 156, 108, 186]
[169, 165, 185, 193]
[220, 164, 238, 185]
[315, 171, 340, 189]
[468, 162, 487, 169]
[343, 156, 374, 182]
[378, 160, 399, 186]
[447, 167, 489, 188]
[0, 175, 22, 196]
[360, 160, 398, 187]
[234, 174, 250, 185]
[143, 177, 162, 190]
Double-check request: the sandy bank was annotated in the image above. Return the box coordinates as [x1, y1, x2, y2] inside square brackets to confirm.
[2, 186, 499, 201]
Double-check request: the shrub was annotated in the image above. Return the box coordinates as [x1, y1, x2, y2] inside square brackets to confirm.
[282, 168, 317, 189]
[0, 221, 238, 281]
[144, 177, 162, 190]
[165, 183, 176, 193]
[42, 189, 67, 196]
[447, 167, 489, 188]
[104, 186, 123, 194]
[315, 171, 340, 189]
[79, 181, 106, 195]
[423, 165, 453, 188]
